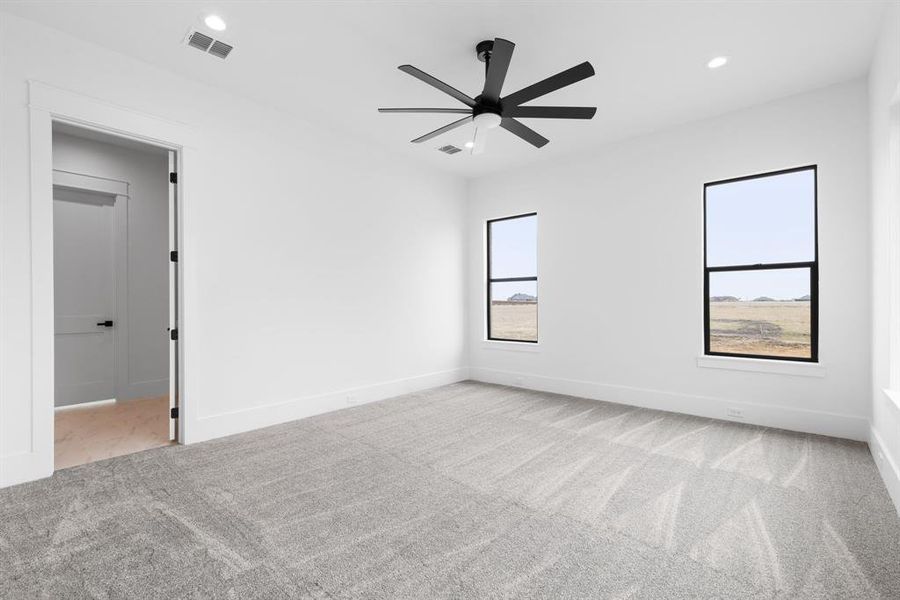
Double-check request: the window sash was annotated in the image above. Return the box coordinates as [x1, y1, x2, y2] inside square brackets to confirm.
[702, 166, 818, 362]
[703, 263, 817, 362]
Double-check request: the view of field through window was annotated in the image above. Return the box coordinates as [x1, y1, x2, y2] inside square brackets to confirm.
[708, 300, 811, 358]
[490, 280, 537, 341]
[708, 267, 812, 358]
[488, 215, 537, 342]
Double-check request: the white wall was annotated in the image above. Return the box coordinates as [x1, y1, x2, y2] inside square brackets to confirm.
[0, 14, 467, 486]
[467, 80, 871, 440]
[869, 2, 900, 513]
[53, 131, 170, 403]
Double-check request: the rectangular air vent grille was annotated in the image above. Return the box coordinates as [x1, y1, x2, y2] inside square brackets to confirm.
[438, 145, 462, 155]
[184, 29, 234, 59]
[187, 31, 213, 51]
[208, 40, 234, 59]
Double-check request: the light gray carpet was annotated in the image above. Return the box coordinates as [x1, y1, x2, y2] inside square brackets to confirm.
[1, 381, 899, 599]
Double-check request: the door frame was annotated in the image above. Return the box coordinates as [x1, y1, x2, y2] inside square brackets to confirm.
[28, 81, 198, 477]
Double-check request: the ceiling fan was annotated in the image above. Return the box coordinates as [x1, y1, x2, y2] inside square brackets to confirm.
[379, 38, 596, 154]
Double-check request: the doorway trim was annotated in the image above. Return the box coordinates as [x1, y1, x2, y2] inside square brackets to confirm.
[27, 80, 198, 481]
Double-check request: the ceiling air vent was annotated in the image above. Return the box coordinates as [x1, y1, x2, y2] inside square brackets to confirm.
[187, 30, 213, 52]
[208, 40, 234, 60]
[438, 145, 462, 155]
[184, 29, 233, 59]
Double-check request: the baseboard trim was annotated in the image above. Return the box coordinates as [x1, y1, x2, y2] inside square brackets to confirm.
[122, 378, 168, 401]
[0, 449, 53, 489]
[469, 367, 869, 441]
[870, 425, 900, 517]
[187, 367, 470, 444]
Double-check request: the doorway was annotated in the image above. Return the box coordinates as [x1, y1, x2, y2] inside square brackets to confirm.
[51, 123, 180, 469]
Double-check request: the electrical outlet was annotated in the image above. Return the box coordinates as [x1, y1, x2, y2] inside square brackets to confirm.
[726, 407, 745, 419]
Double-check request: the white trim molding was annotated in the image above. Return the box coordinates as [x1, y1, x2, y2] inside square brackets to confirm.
[697, 355, 826, 377]
[887, 90, 900, 390]
[53, 169, 129, 197]
[870, 424, 900, 517]
[29, 81, 199, 149]
[188, 368, 470, 443]
[0, 452, 53, 489]
[0, 80, 196, 489]
[480, 340, 542, 353]
[885, 388, 900, 413]
[469, 366, 868, 441]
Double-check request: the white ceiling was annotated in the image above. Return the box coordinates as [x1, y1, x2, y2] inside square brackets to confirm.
[3, 1, 888, 178]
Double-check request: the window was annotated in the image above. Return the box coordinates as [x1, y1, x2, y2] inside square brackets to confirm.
[703, 166, 818, 362]
[487, 213, 537, 342]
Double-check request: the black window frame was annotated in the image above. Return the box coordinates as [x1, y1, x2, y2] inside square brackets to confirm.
[703, 165, 819, 363]
[486, 212, 538, 343]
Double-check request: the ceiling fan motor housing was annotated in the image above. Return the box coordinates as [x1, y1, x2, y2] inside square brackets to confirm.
[473, 95, 503, 118]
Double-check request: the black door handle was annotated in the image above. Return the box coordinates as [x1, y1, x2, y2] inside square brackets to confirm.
[96, 320, 114, 327]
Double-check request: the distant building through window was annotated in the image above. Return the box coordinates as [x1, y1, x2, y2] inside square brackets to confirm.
[704, 166, 818, 361]
[487, 213, 537, 342]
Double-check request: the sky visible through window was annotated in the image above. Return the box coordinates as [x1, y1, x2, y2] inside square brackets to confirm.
[706, 169, 815, 300]
[491, 215, 537, 298]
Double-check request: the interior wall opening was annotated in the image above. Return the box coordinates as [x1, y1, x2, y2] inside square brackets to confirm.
[51, 122, 179, 470]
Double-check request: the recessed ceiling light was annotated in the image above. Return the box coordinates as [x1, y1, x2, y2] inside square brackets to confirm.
[707, 56, 728, 69]
[464, 141, 474, 149]
[204, 15, 227, 32]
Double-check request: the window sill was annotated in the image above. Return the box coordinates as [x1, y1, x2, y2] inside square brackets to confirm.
[697, 355, 825, 377]
[884, 388, 900, 413]
[481, 340, 541, 353]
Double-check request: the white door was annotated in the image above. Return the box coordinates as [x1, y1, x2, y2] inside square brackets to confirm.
[54, 190, 118, 407]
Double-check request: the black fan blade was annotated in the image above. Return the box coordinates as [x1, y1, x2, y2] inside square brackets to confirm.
[398, 65, 477, 108]
[411, 116, 473, 143]
[500, 118, 549, 148]
[505, 106, 596, 119]
[481, 38, 515, 103]
[501, 62, 595, 107]
[379, 108, 472, 114]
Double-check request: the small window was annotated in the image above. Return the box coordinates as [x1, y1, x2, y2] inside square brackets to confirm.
[704, 166, 818, 361]
[487, 213, 537, 342]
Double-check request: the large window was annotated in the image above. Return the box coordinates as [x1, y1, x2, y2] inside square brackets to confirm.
[487, 213, 537, 342]
[704, 166, 818, 362]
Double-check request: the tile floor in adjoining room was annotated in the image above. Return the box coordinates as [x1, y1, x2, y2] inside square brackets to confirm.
[54, 395, 172, 470]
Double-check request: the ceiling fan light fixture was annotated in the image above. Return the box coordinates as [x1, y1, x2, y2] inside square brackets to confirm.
[474, 112, 502, 129]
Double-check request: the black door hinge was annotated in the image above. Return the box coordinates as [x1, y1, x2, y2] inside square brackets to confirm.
[170, 250, 178, 262]
[170, 328, 178, 341]
[170, 406, 179, 419]
[169, 172, 178, 184]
